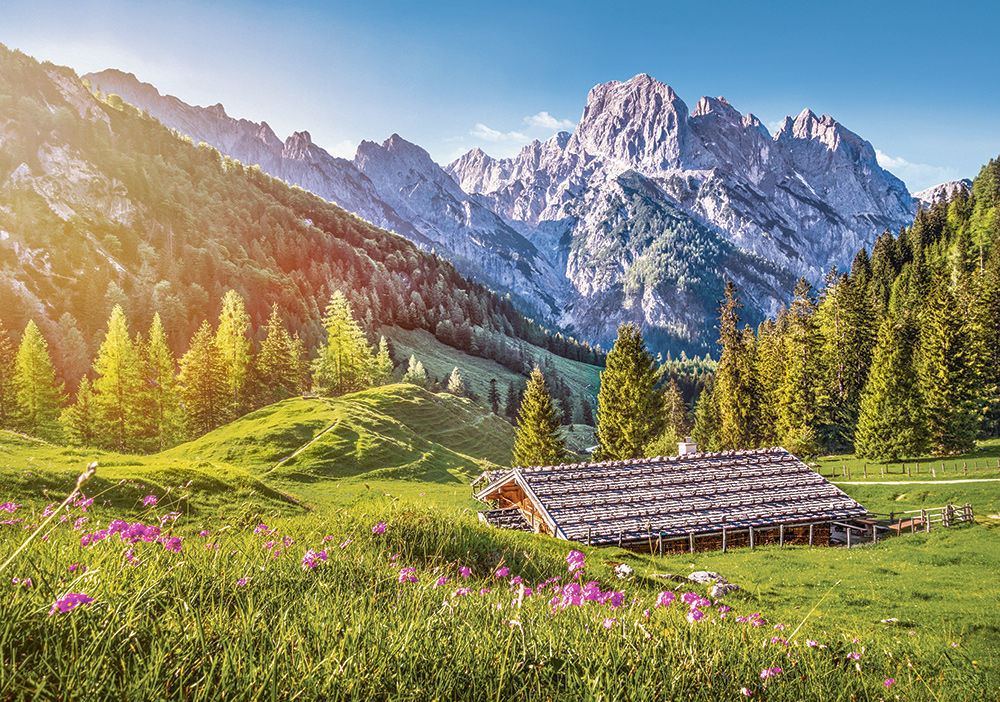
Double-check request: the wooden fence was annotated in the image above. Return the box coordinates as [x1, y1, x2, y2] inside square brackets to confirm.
[818, 459, 1000, 480]
[833, 503, 974, 547]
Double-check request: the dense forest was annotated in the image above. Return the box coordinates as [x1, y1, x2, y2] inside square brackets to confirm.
[693, 157, 1000, 458]
[0, 44, 602, 397]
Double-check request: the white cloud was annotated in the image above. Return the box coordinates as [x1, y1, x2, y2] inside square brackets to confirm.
[874, 149, 961, 192]
[471, 122, 528, 142]
[524, 111, 575, 130]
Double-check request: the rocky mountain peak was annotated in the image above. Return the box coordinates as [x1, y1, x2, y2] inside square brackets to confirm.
[691, 95, 742, 123]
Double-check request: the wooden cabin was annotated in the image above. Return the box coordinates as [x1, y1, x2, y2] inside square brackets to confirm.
[471, 443, 867, 554]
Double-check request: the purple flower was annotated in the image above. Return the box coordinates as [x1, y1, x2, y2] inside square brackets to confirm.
[601, 617, 615, 629]
[686, 608, 705, 623]
[68, 563, 87, 574]
[759, 667, 782, 679]
[253, 524, 270, 534]
[49, 593, 94, 615]
[142, 495, 158, 507]
[199, 530, 212, 537]
[495, 566, 510, 578]
[398, 567, 418, 584]
[884, 679, 895, 688]
[159, 536, 183, 553]
[434, 576, 450, 588]
[479, 587, 492, 595]
[0, 503, 21, 513]
[459, 566, 472, 578]
[770, 637, 788, 646]
[655, 591, 675, 608]
[236, 578, 249, 586]
[372, 522, 387, 534]
[566, 550, 585, 573]
[339, 539, 353, 549]
[302, 549, 328, 569]
[846, 652, 862, 661]
[452, 588, 472, 597]
[740, 688, 753, 697]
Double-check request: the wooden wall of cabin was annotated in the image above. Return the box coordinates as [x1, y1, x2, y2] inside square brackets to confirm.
[620, 523, 832, 555]
[496, 484, 551, 536]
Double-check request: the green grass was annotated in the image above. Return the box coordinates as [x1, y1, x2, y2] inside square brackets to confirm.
[815, 438, 1000, 480]
[383, 325, 603, 407]
[2, 393, 1000, 699]
[2, 494, 994, 700]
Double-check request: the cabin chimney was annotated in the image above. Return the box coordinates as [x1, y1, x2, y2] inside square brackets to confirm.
[678, 437, 698, 455]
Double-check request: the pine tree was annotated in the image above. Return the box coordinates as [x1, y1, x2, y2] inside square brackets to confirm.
[580, 397, 594, 426]
[512, 366, 569, 467]
[918, 276, 979, 454]
[61, 376, 98, 446]
[55, 312, 90, 392]
[691, 380, 719, 451]
[777, 279, 824, 455]
[754, 316, 784, 446]
[594, 323, 664, 460]
[312, 291, 375, 396]
[504, 381, 519, 420]
[13, 321, 64, 440]
[0, 320, 16, 429]
[713, 282, 760, 449]
[487, 378, 500, 414]
[373, 336, 394, 386]
[401, 355, 427, 387]
[91, 305, 144, 452]
[143, 314, 183, 450]
[215, 290, 253, 415]
[289, 333, 310, 394]
[855, 312, 925, 460]
[446, 367, 464, 396]
[256, 304, 296, 404]
[180, 321, 227, 436]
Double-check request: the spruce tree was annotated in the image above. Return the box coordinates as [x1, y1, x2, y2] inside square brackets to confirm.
[91, 305, 144, 452]
[215, 290, 253, 415]
[594, 323, 663, 460]
[256, 304, 296, 404]
[777, 279, 823, 455]
[14, 321, 64, 440]
[512, 366, 569, 467]
[0, 320, 16, 429]
[55, 312, 90, 392]
[504, 381, 519, 420]
[143, 314, 183, 450]
[401, 355, 427, 387]
[580, 397, 594, 426]
[373, 336, 394, 386]
[312, 291, 375, 396]
[753, 316, 784, 446]
[713, 282, 760, 449]
[918, 276, 979, 453]
[855, 313, 925, 460]
[180, 321, 227, 436]
[691, 380, 719, 451]
[61, 376, 98, 446]
[487, 378, 500, 414]
[446, 367, 464, 396]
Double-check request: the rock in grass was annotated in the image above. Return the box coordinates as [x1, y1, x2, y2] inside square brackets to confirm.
[688, 571, 726, 584]
[613, 563, 634, 579]
[650, 573, 686, 582]
[710, 582, 740, 597]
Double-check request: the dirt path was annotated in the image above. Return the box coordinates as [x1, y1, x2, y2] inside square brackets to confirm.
[833, 478, 1000, 485]
[269, 414, 340, 472]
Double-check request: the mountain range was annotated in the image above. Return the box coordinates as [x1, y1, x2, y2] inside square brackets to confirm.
[84, 70, 938, 353]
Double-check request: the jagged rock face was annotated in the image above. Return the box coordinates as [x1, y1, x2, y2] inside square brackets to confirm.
[449, 74, 915, 288]
[85, 70, 917, 353]
[83, 70, 565, 320]
[912, 179, 972, 208]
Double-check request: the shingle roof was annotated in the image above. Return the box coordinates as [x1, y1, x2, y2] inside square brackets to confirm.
[473, 447, 866, 545]
[477, 507, 532, 532]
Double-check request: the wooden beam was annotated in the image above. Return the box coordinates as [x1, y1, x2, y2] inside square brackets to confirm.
[749, 526, 755, 550]
[721, 526, 727, 553]
[779, 524, 784, 547]
[688, 532, 694, 554]
[808, 523, 814, 546]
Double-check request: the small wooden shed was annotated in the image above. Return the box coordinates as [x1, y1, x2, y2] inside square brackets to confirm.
[472, 446, 867, 553]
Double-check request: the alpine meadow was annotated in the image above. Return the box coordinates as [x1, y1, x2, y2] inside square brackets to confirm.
[1, 3, 999, 700]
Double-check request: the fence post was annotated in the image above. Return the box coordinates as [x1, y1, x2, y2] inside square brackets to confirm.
[588, 526, 592, 547]
[749, 526, 755, 550]
[872, 523, 877, 543]
[658, 532, 663, 557]
[880, 465, 885, 478]
[689, 532, 695, 554]
[942, 506, 948, 528]
[965, 503, 973, 521]
[847, 527, 852, 548]
[779, 524, 785, 546]
[964, 462, 968, 476]
[722, 526, 727, 553]
[864, 463, 868, 479]
[808, 523, 814, 546]
[921, 509, 928, 533]
[617, 531, 622, 548]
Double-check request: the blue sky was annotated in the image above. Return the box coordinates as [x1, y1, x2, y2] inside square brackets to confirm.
[5, 0, 999, 190]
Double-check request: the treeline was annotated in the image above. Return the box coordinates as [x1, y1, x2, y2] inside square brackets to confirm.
[0, 289, 469, 451]
[0, 44, 601, 402]
[691, 157, 1000, 459]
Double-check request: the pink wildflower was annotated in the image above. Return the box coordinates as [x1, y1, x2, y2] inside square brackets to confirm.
[253, 524, 270, 534]
[389, 553, 400, 561]
[509, 576, 523, 586]
[339, 539, 353, 549]
[479, 587, 492, 595]
[49, 593, 94, 615]
[601, 617, 615, 629]
[371, 522, 387, 534]
[773, 623, 786, 631]
[770, 637, 788, 646]
[159, 536, 183, 553]
[199, 530, 211, 537]
[806, 640, 819, 648]
[67, 563, 87, 574]
[884, 679, 895, 688]
[302, 549, 328, 569]
[397, 567, 418, 584]
[453, 588, 472, 597]
[759, 667, 782, 679]
[0, 503, 20, 513]
[495, 566, 510, 578]
[459, 566, 472, 578]
[846, 652, 862, 661]
[42, 503, 57, 517]
[851, 637, 860, 643]
[686, 608, 705, 623]
[566, 550, 585, 573]
[434, 576, 450, 588]
[142, 495, 158, 507]
[236, 578, 249, 586]
[740, 688, 753, 697]
[718, 605, 731, 613]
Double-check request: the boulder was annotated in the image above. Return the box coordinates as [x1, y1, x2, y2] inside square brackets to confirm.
[688, 571, 726, 584]
[710, 582, 740, 598]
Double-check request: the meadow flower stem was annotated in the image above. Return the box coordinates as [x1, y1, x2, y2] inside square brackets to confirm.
[0, 462, 96, 577]
[788, 579, 841, 641]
